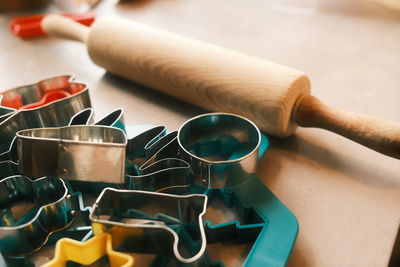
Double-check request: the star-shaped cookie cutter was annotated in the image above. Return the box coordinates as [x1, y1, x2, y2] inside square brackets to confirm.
[43, 232, 134, 267]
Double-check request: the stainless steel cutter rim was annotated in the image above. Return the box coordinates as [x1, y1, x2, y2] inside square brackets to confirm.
[89, 187, 208, 263]
[0, 175, 71, 230]
[142, 126, 167, 151]
[16, 125, 128, 147]
[177, 112, 261, 165]
[139, 158, 190, 176]
[127, 157, 190, 192]
[140, 131, 178, 169]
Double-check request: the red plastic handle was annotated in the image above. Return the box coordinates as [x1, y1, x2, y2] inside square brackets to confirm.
[9, 13, 95, 38]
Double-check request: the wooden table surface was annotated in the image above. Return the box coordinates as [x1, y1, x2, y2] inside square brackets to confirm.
[1, 0, 399, 266]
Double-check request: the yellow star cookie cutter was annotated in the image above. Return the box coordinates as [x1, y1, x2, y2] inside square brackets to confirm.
[42, 232, 134, 267]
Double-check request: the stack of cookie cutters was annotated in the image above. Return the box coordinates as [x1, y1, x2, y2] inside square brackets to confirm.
[80, 112, 299, 266]
[0, 107, 126, 262]
[15, 105, 190, 193]
[0, 74, 298, 266]
[31, 111, 298, 267]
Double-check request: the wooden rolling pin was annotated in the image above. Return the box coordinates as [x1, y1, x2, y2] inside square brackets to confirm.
[42, 15, 400, 159]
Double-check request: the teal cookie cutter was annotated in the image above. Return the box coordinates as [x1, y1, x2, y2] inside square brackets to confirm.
[2, 109, 297, 266]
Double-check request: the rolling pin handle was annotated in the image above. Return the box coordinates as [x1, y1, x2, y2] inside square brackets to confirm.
[41, 14, 89, 43]
[293, 95, 400, 159]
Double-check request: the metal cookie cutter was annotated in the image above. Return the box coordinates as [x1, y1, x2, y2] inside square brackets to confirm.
[90, 188, 207, 264]
[126, 126, 190, 192]
[178, 113, 261, 188]
[43, 233, 134, 267]
[1, 190, 94, 267]
[0, 75, 91, 152]
[0, 175, 73, 256]
[17, 125, 127, 183]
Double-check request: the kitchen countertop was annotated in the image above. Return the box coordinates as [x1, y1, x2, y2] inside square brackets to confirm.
[0, 0, 399, 266]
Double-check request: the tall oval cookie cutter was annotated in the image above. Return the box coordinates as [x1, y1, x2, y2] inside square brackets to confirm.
[0, 75, 91, 153]
[178, 112, 261, 188]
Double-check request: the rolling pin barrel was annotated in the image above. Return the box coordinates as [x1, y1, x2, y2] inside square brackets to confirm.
[42, 15, 400, 159]
[43, 15, 310, 137]
[87, 18, 311, 137]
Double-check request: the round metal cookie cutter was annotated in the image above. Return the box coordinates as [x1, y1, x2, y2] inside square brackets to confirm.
[178, 113, 261, 188]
